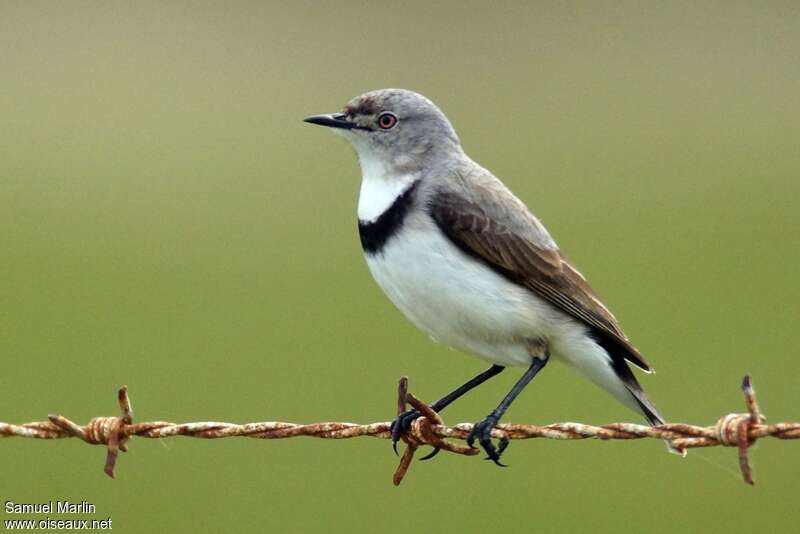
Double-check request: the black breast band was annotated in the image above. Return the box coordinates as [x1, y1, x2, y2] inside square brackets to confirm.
[358, 180, 421, 255]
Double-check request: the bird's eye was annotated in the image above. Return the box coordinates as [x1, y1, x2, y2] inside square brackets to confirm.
[377, 112, 398, 130]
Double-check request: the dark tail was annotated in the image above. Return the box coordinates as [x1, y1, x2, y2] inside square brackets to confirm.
[595, 335, 665, 425]
[597, 336, 686, 455]
[613, 359, 665, 426]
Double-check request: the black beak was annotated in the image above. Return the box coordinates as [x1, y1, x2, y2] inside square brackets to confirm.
[303, 113, 367, 130]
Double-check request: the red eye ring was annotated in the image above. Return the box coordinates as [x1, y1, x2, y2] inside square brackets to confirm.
[377, 112, 398, 130]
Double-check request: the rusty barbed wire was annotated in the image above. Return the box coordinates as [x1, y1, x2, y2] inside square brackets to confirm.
[1, 375, 797, 486]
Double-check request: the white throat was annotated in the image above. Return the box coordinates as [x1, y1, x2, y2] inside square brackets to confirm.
[356, 150, 418, 222]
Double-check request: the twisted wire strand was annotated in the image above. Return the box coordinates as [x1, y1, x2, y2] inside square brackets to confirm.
[1, 375, 797, 486]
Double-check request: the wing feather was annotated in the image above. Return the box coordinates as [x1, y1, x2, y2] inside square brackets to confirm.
[430, 186, 652, 372]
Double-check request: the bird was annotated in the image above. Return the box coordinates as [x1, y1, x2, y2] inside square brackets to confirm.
[304, 88, 671, 465]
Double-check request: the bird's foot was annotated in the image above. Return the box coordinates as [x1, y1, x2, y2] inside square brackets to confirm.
[390, 407, 443, 460]
[466, 415, 509, 466]
[390, 408, 421, 455]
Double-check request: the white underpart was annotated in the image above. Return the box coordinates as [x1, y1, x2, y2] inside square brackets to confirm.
[364, 212, 640, 415]
[356, 150, 418, 222]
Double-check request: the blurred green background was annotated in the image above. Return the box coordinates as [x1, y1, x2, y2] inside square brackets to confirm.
[2, 1, 798, 532]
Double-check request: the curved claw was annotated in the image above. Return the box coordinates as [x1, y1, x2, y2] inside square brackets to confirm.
[390, 408, 420, 454]
[467, 415, 507, 466]
[390, 419, 402, 455]
[480, 438, 507, 467]
[497, 436, 510, 457]
[389, 420, 398, 455]
[419, 447, 441, 461]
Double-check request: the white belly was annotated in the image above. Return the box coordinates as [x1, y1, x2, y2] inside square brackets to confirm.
[365, 220, 559, 367]
[364, 221, 644, 412]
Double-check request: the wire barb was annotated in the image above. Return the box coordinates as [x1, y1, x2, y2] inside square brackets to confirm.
[1, 375, 797, 485]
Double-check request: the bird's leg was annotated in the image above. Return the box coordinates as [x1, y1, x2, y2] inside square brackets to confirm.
[467, 350, 550, 466]
[390, 364, 505, 455]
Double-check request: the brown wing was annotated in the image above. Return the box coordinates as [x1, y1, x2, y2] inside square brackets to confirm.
[430, 189, 652, 372]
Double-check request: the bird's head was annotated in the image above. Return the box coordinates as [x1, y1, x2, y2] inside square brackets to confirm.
[304, 89, 462, 174]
